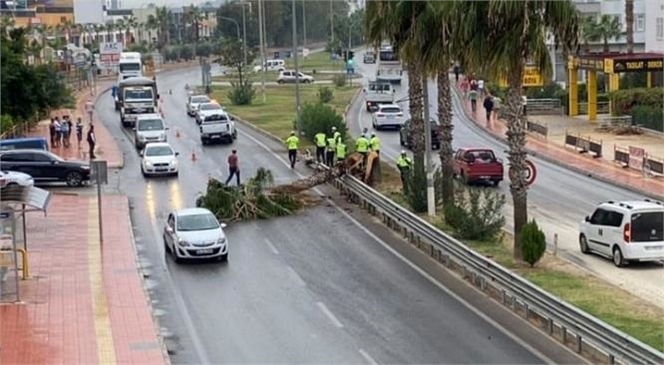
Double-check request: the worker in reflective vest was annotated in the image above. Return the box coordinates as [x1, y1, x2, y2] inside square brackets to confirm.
[396, 150, 413, 193]
[370, 133, 381, 156]
[336, 139, 346, 163]
[332, 126, 341, 144]
[314, 132, 326, 163]
[356, 135, 370, 166]
[326, 135, 337, 167]
[285, 131, 299, 169]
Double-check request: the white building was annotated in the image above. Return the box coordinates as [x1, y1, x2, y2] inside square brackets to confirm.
[644, 0, 664, 52]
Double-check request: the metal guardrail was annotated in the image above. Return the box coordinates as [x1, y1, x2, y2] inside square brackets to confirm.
[564, 131, 603, 158]
[526, 98, 564, 115]
[334, 174, 664, 365]
[579, 101, 611, 115]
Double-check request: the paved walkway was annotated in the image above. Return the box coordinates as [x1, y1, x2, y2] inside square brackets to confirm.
[0, 194, 167, 365]
[453, 82, 664, 197]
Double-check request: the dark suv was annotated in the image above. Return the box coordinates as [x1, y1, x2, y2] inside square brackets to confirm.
[0, 149, 90, 187]
[399, 119, 441, 150]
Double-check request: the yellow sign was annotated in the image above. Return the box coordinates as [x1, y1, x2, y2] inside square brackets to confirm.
[498, 66, 543, 88]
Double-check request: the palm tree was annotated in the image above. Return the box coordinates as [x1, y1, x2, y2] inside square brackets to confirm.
[580, 16, 601, 53]
[457, 0, 579, 259]
[185, 5, 202, 56]
[155, 6, 172, 50]
[145, 14, 159, 45]
[105, 21, 116, 43]
[597, 14, 623, 53]
[625, 0, 634, 53]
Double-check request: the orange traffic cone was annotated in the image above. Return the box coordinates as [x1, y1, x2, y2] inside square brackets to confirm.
[191, 149, 197, 161]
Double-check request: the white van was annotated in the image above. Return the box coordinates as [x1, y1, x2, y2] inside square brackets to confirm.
[134, 114, 168, 150]
[253, 59, 286, 73]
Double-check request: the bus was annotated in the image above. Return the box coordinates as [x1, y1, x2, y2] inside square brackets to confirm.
[118, 52, 143, 79]
[376, 45, 402, 84]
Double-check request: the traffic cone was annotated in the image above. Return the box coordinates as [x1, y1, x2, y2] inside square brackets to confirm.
[191, 149, 197, 161]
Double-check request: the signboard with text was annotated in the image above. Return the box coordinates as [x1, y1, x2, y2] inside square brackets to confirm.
[498, 66, 544, 88]
[629, 146, 645, 171]
[99, 42, 122, 68]
[612, 58, 663, 73]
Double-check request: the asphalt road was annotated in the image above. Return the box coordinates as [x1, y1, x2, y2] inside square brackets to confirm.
[351, 50, 664, 308]
[95, 67, 571, 364]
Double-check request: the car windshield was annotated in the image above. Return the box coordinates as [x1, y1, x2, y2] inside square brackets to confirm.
[125, 89, 153, 100]
[204, 114, 229, 122]
[381, 107, 401, 113]
[192, 96, 210, 104]
[466, 150, 496, 162]
[631, 212, 664, 242]
[177, 213, 220, 231]
[137, 119, 164, 131]
[369, 83, 390, 91]
[144, 146, 173, 157]
[200, 104, 221, 111]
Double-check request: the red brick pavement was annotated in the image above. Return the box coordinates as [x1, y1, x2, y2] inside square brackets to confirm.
[0, 194, 168, 365]
[454, 82, 664, 197]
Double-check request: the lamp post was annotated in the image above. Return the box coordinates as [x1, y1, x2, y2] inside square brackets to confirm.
[302, 0, 307, 50]
[422, 80, 435, 217]
[237, 1, 251, 67]
[258, 0, 266, 103]
[291, 0, 301, 133]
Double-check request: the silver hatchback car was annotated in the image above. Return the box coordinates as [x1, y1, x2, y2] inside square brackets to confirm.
[163, 208, 229, 263]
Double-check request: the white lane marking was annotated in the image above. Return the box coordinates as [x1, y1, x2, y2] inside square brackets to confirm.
[316, 302, 344, 328]
[264, 238, 280, 255]
[358, 348, 379, 365]
[286, 265, 306, 287]
[239, 120, 560, 364]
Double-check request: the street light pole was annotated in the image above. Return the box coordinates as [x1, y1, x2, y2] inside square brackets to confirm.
[219, 16, 243, 61]
[241, 2, 247, 66]
[422, 79, 435, 217]
[330, 0, 334, 42]
[292, 0, 301, 133]
[302, 0, 307, 50]
[258, 0, 266, 103]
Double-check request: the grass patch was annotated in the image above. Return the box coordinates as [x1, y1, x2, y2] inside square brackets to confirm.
[212, 71, 339, 84]
[286, 51, 345, 71]
[211, 84, 359, 144]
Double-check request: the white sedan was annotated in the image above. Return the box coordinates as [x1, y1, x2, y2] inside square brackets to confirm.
[372, 104, 405, 130]
[0, 170, 34, 187]
[141, 142, 179, 177]
[163, 208, 229, 263]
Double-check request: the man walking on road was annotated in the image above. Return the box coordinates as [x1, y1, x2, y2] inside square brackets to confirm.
[483, 95, 494, 126]
[314, 131, 326, 163]
[87, 125, 96, 160]
[224, 150, 241, 186]
[286, 131, 299, 169]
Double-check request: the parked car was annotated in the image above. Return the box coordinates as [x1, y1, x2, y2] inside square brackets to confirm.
[371, 104, 405, 130]
[0, 137, 49, 151]
[0, 149, 90, 187]
[363, 51, 376, 64]
[579, 199, 664, 267]
[399, 118, 441, 150]
[253, 59, 286, 73]
[134, 114, 168, 150]
[277, 70, 314, 84]
[163, 207, 229, 263]
[141, 142, 179, 177]
[200, 112, 236, 145]
[0, 170, 34, 187]
[186, 94, 211, 116]
[195, 102, 225, 124]
[452, 148, 504, 186]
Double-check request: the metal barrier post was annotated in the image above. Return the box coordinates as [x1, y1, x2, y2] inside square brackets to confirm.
[553, 233, 558, 256]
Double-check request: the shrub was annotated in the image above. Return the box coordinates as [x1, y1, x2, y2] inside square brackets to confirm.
[195, 42, 213, 58]
[404, 157, 427, 213]
[521, 220, 547, 268]
[333, 74, 347, 87]
[317, 87, 334, 104]
[632, 105, 664, 132]
[443, 186, 505, 241]
[227, 80, 255, 105]
[610, 87, 664, 116]
[299, 102, 347, 143]
[179, 44, 194, 60]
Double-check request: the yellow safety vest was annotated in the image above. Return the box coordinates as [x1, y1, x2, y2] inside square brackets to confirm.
[336, 143, 346, 159]
[315, 133, 326, 147]
[286, 136, 299, 150]
[327, 137, 337, 149]
[356, 137, 370, 152]
[370, 136, 381, 151]
[396, 156, 412, 168]
[333, 131, 341, 143]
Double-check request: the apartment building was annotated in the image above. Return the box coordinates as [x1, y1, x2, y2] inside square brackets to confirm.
[644, 0, 664, 52]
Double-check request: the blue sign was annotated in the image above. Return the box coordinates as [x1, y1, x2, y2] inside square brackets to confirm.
[0, 212, 10, 219]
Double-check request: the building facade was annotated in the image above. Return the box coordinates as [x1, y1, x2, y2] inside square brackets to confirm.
[644, 0, 664, 52]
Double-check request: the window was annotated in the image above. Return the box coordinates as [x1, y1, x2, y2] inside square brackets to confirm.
[0, 154, 27, 162]
[590, 208, 609, 225]
[29, 153, 52, 162]
[631, 212, 664, 242]
[657, 17, 664, 41]
[635, 14, 645, 32]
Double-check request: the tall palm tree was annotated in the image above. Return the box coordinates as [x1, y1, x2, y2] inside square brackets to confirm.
[105, 21, 116, 43]
[457, 0, 579, 259]
[155, 6, 172, 50]
[580, 16, 601, 53]
[145, 14, 159, 45]
[597, 14, 623, 53]
[625, 0, 634, 53]
[185, 5, 202, 55]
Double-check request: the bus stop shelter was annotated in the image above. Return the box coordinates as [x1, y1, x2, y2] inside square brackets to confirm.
[0, 185, 51, 303]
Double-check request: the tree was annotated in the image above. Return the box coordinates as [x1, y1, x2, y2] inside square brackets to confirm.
[457, 0, 579, 260]
[521, 220, 546, 268]
[580, 16, 601, 53]
[625, 0, 634, 54]
[597, 15, 623, 53]
[219, 37, 255, 83]
[155, 6, 172, 50]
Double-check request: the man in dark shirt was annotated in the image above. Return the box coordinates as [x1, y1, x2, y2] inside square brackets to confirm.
[224, 150, 240, 185]
[87, 125, 96, 159]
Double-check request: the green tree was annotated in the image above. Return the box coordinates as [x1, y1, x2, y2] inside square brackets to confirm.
[521, 220, 547, 268]
[299, 102, 347, 144]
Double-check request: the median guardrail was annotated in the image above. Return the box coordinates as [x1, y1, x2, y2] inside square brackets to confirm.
[564, 131, 603, 158]
[333, 174, 664, 365]
[613, 145, 664, 177]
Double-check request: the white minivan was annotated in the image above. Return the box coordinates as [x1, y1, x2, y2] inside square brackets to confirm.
[253, 59, 286, 73]
[134, 114, 168, 150]
[579, 199, 664, 267]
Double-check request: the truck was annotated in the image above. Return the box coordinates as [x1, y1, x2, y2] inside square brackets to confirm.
[363, 80, 395, 112]
[117, 76, 158, 128]
[453, 147, 504, 186]
[199, 112, 237, 145]
[118, 52, 143, 79]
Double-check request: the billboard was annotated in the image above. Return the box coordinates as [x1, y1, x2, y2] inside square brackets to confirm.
[99, 42, 122, 68]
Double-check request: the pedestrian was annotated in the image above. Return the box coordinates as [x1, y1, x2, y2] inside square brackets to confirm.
[49, 118, 56, 148]
[87, 124, 96, 159]
[355, 133, 370, 163]
[331, 126, 341, 144]
[483, 95, 494, 126]
[460, 77, 469, 99]
[469, 88, 479, 113]
[314, 131, 326, 164]
[477, 78, 485, 96]
[336, 138, 347, 164]
[54, 117, 62, 147]
[369, 132, 381, 157]
[396, 150, 413, 194]
[362, 127, 369, 139]
[61, 116, 71, 148]
[326, 133, 337, 167]
[453, 64, 460, 82]
[285, 131, 299, 169]
[76, 117, 83, 147]
[224, 149, 241, 186]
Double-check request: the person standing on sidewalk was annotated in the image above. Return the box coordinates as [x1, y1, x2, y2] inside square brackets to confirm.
[285, 131, 299, 169]
[314, 131, 326, 163]
[49, 118, 57, 148]
[460, 77, 469, 99]
[469, 89, 479, 113]
[87, 125, 96, 159]
[76, 118, 83, 147]
[224, 150, 241, 186]
[60, 117, 71, 148]
[483, 95, 494, 126]
[53, 117, 62, 147]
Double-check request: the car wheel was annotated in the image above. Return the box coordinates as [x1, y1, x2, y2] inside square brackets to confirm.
[201, 138, 207, 145]
[65, 171, 84, 187]
[460, 170, 469, 185]
[579, 234, 590, 254]
[304, 79, 311, 84]
[612, 246, 626, 267]
[277, 80, 285, 84]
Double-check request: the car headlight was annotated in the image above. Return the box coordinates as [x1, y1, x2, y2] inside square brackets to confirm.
[160, 133, 167, 141]
[170, 159, 178, 166]
[145, 161, 153, 167]
[217, 237, 226, 244]
[177, 238, 189, 247]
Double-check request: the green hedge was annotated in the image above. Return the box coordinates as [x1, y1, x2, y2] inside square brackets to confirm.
[610, 87, 664, 116]
[632, 105, 664, 132]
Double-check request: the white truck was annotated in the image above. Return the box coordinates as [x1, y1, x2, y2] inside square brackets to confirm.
[118, 76, 158, 128]
[363, 80, 395, 112]
[199, 112, 237, 145]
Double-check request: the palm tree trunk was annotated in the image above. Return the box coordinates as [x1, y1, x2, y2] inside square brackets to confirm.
[505, 66, 529, 261]
[407, 62, 425, 160]
[625, 0, 634, 53]
[437, 68, 454, 205]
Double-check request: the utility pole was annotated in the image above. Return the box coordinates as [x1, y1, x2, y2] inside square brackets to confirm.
[292, 0, 301, 133]
[302, 0, 307, 50]
[330, 0, 334, 42]
[422, 79, 435, 217]
[258, 0, 266, 103]
[241, 1, 247, 66]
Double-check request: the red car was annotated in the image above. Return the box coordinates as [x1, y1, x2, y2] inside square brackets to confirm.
[453, 148, 504, 186]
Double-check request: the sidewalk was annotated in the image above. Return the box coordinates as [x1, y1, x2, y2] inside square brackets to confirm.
[453, 82, 664, 198]
[0, 194, 168, 365]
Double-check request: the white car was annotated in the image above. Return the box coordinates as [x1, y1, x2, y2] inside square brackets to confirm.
[186, 94, 211, 116]
[253, 59, 285, 73]
[134, 114, 168, 150]
[372, 104, 405, 130]
[0, 170, 34, 187]
[163, 207, 229, 263]
[277, 70, 314, 84]
[140, 142, 179, 177]
[195, 102, 224, 124]
[579, 199, 664, 267]
[200, 112, 236, 145]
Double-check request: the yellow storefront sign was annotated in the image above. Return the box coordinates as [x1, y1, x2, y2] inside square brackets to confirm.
[498, 66, 544, 88]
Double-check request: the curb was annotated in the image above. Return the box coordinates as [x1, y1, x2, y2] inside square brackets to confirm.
[449, 83, 664, 201]
[230, 113, 284, 145]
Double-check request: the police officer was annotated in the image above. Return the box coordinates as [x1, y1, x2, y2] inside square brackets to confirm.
[336, 138, 347, 164]
[369, 132, 381, 156]
[285, 131, 299, 169]
[326, 133, 337, 167]
[314, 131, 326, 163]
[396, 150, 413, 193]
[355, 134, 370, 161]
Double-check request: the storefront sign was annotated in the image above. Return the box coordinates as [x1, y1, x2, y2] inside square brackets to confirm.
[576, 57, 604, 71]
[613, 58, 664, 73]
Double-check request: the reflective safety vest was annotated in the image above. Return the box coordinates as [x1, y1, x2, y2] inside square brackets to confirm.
[333, 131, 341, 143]
[286, 136, 299, 150]
[336, 143, 347, 159]
[356, 137, 370, 152]
[315, 133, 327, 147]
[396, 156, 412, 168]
[327, 137, 337, 149]
[370, 136, 381, 151]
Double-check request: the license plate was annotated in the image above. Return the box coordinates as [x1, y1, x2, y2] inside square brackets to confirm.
[211, 135, 220, 139]
[156, 168, 168, 172]
[387, 115, 395, 119]
[196, 249, 213, 254]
